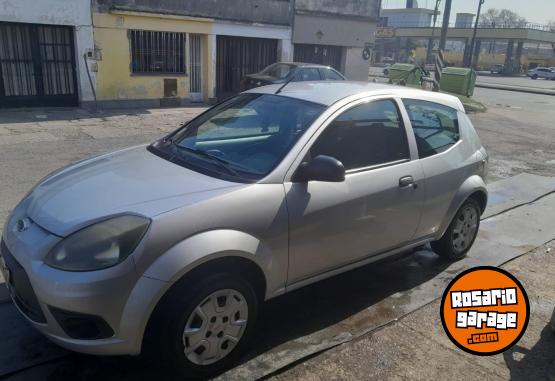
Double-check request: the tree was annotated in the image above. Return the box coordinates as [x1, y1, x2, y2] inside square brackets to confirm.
[479, 8, 527, 28]
[479, 9, 528, 54]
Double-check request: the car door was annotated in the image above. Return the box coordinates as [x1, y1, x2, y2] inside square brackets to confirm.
[284, 97, 425, 285]
[402, 99, 474, 239]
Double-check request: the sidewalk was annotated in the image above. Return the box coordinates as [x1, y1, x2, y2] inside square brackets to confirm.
[271, 241, 555, 381]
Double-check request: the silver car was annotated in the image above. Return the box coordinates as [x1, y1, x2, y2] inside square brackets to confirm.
[0, 82, 488, 378]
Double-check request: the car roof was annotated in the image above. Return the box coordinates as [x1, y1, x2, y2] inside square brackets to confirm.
[244, 81, 465, 111]
[273, 62, 337, 69]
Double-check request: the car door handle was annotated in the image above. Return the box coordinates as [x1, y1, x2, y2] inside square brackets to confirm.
[399, 176, 418, 189]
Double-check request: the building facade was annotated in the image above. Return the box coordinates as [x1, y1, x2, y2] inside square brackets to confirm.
[1, 0, 381, 108]
[0, 0, 96, 108]
[293, 0, 380, 81]
[90, 0, 294, 107]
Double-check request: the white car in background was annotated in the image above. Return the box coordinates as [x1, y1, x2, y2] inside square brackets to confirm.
[527, 67, 555, 80]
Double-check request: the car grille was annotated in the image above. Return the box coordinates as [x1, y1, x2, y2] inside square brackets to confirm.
[0, 239, 47, 323]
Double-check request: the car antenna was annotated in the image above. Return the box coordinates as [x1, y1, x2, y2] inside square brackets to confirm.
[275, 69, 297, 95]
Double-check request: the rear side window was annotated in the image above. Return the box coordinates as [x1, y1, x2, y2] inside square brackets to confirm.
[295, 68, 321, 81]
[310, 99, 410, 170]
[403, 99, 460, 159]
[321, 68, 344, 80]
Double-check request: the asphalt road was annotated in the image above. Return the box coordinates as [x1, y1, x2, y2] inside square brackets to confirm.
[476, 73, 555, 90]
[470, 87, 555, 181]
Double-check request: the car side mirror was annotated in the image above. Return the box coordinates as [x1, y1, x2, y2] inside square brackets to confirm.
[294, 155, 346, 183]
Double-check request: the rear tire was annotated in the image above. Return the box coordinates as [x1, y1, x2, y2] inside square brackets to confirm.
[431, 198, 481, 261]
[151, 273, 259, 379]
[532, 74, 538, 80]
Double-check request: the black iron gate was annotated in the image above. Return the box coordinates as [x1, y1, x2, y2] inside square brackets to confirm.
[0, 22, 78, 108]
[216, 36, 278, 100]
[294, 44, 344, 72]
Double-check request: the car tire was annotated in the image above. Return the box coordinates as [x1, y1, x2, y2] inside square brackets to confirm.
[431, 198, 481, 262]
[150, 273, 259, 379]
[532, 74, 538, 80]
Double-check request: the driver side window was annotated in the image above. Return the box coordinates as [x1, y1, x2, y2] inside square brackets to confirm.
[309, 99, 410, 171]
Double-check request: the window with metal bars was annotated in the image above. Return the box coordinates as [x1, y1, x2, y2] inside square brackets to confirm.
[130, 30, 186, 74]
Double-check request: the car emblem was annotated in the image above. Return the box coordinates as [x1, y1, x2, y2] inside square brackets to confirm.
[16, 218, 31, 233]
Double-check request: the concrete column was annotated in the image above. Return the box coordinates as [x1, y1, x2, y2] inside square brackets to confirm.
[278, 39, 294, 62]
[504, 40, 515, 74]
[394, 37, 402, 62]
[515, 41, 524, 72]
[471, 39, 481, 69]
[207, 34, 217, 101]
[462, 38, 470, 67]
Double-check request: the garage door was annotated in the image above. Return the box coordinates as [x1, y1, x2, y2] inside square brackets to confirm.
[0, 22, 78, 108]
[216, 36, 278, 100]
[294, 44, 343, 72]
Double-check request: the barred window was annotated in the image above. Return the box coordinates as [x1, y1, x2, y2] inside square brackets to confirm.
[130, 30, 186, 74]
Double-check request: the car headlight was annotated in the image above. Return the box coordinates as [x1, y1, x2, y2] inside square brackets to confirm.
[45, 215, 150, 272]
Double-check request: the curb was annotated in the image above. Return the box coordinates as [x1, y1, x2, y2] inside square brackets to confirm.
[476, 82, 555, 96]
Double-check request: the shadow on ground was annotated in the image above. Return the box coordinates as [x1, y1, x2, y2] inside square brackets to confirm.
[6, 249, 455, 381]
[503, 325, 555, 381]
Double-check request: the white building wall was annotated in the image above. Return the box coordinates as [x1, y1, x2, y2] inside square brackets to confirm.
[0, 0, 96, 102]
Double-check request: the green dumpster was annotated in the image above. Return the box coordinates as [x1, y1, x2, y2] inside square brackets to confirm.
[440, 67, 477, 97]
[387, 64, 424, 88]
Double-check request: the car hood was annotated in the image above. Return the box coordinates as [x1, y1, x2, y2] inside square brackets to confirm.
[25, 145, 243, 237]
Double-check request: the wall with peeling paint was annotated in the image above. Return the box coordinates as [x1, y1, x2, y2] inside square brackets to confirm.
[92, 12, 213, 104]
[0, 0, 97, 103]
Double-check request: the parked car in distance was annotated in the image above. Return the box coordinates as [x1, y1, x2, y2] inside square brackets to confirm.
[490, 64, 504, 74]
[381, 57, 395, 66]
[242, 62, 345, 90]
[527, 67, 555, 80]
[1, 82, 488, 379]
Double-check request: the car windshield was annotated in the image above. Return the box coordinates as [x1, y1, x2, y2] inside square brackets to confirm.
[261, 63, 297, 79]
[158, 94, 325, 182]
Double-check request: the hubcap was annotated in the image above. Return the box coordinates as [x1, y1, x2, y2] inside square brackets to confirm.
[452, 206, 479, 253]
[182, 289, 248, 366]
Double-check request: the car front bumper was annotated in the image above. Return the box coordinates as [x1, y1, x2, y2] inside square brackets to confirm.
[0, 228, 168, 356]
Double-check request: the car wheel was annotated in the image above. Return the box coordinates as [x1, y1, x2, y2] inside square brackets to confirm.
[431, 198, 481, 261]
[532, 74, 538, 80]
[152, 273, 259, 379]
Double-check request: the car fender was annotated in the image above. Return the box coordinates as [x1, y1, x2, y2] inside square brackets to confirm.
[437, 175, 488, 239]
[143, 229, 272, 288]
[118, 229, 275, 355]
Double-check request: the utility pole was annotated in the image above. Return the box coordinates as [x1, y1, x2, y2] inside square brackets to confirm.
[426, 0, 442, 63]
[467, 0, 485, 67]
[438, 0, 452, 51]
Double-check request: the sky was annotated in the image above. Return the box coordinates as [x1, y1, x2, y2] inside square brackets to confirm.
[382, 0, 555, 25]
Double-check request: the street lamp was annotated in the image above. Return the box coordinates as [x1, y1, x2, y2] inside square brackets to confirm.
[467, 0, 485, 68]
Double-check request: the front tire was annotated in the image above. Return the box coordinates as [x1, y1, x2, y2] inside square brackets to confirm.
[152, 273, 259, 379]
[431, 198, 481, 261]
[532, 74, 538, 80]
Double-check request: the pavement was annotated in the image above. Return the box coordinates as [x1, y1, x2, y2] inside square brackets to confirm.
[0, 86, 554, 380]
[271, 241, 555, 381]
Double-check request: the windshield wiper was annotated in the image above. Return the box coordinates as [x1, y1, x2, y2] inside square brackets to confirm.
[170, 142, 242, 178]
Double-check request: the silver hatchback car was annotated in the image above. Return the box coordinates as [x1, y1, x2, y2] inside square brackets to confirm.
[0, 82, 488, 378]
